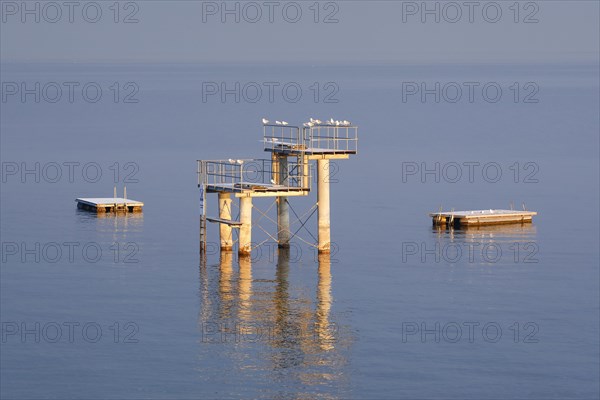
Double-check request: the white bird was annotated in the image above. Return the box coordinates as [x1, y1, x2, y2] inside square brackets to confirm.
[315, 119, 322, 124]
[329, 118, 335, 124]
[342, 120, 350, 126]
[303, 122, 314, 127]
[272, 138, 279, 142]
[282, 121, 289, 125]
[236, 159, 244, 164]
[270, 179, 277, 185]
[335, 120, 341, 126]
[228, 159, 235, 163]
[275, 121, 282, 125]
[309, 118, 315, 123]
[262, 118, 269, 124]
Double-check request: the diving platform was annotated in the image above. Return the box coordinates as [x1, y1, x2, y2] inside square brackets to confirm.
[205, 182, 309, 197]
[430, 209, 537, 227]
[262, 123, 358, 158]
[197, 158, 311, 198]
[206, 217, 241, 227]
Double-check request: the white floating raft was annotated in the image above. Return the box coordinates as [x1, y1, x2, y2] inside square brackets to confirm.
[430, 209, 537, 227]
[76, 197, 143, 213]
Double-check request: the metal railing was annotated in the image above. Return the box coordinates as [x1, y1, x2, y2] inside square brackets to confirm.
[197, 159, 311, 191]
[262, 125, 303, 152]
[262, 124, 358, 154]
[302, 125, 358, 153]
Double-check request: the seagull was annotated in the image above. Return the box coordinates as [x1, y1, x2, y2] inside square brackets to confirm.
[270, 179, 277, 185]
[275, 121, 282, 125]
[309, 118, 315, 123]
[262, 118, 269, 124]
[282, 121, 289, 125]
[236, 159, 244, 164]
[228, 159, 235, 163]
[342, 120, 350, 126]
[303, 122, 314, 127]
[335, 120, 341, 126]
[329, 118, 335, 125]
[314, 119, 322, 124]
[272, 138, 279, 142]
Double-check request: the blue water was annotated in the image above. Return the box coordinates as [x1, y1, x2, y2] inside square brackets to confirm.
[1, 62, 598, 399]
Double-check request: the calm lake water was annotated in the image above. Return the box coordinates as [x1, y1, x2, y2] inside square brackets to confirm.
[1, 62, 598, 399]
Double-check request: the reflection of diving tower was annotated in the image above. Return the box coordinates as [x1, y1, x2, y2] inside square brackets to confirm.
[198, 119, 358, 255]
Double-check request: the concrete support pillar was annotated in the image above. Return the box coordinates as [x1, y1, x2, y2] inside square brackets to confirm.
[277, 157, 290, 248]
[271, 153, 279, 184]
[302, 155, 309, 189]
[239, 196, 253, 256]
[317, 158, 331, 253]
[218, 192, 233, 251]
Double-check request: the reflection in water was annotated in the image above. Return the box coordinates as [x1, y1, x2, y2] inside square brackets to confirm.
[430, 224, 539, 265]
[75, 209, 144, 250]
[315, 253, 333, 351]
[238, 255, 252, 323]
[76, 208, 144, 221]
[432, 223, 537, 243]
[76, 208, 144, 233]
[219, 251, 234, 319]
[198, 248, 350, 398]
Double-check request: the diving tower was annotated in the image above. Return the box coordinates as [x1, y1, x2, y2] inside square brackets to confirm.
[198, 119, 358, 256]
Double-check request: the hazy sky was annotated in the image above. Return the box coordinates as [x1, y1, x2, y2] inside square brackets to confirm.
[1, 1, 599, 63]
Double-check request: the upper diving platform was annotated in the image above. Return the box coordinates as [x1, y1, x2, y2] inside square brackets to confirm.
[197, 158, 310, 197]
[262, 119, 358, 159]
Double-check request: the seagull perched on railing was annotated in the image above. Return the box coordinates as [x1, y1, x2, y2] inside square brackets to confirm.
[270, 179, 276, 185]
[342, 120, 350, 126]
[228, 159, 235, 163]
[236, 159, 244, 164]
[275, 121, 282, 125]
[282, 121, 289, 125]
[262, 118, 269, 124]
[314, 119, 322, 125]
[303, 122, 314, 127]
[329, 118, 335, 125]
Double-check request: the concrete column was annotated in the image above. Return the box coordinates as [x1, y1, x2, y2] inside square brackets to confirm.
[277, 157, 290, 248]
[317, 158, 331, 253]
[218, 192, 233, 251]
[302, 155, 309, 189]
[271, 153, 279, 184]
[239, 196, 252, 256]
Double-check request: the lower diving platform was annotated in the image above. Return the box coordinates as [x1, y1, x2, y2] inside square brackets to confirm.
[205, 182, 309, 197]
